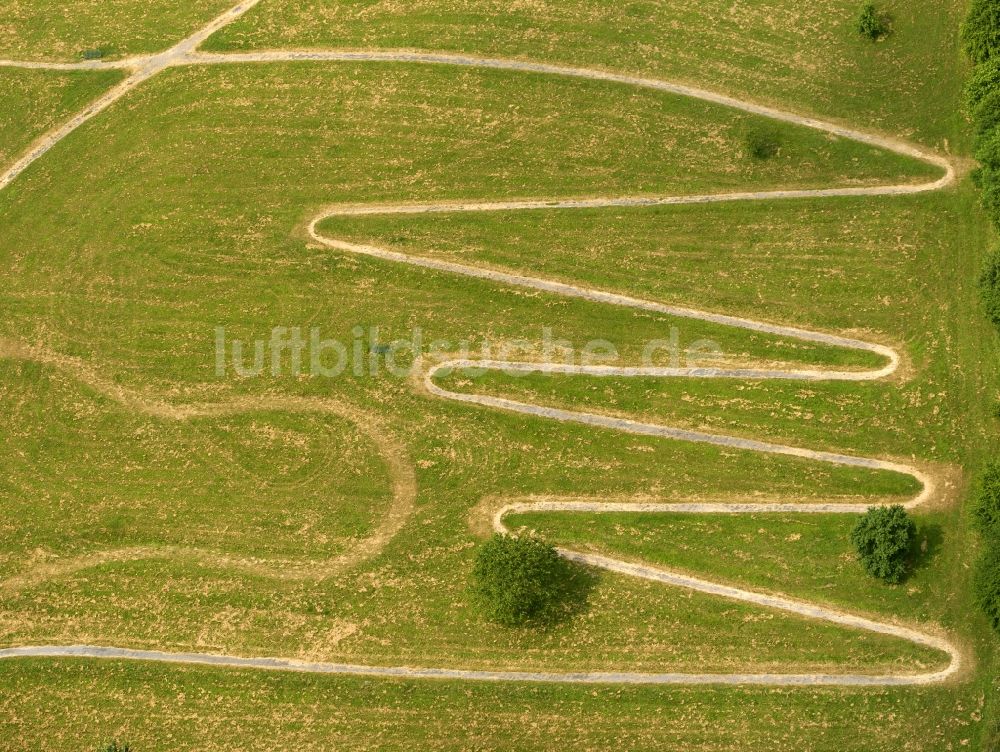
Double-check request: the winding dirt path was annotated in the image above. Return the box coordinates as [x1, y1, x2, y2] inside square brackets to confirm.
[0, 2, 965, 685]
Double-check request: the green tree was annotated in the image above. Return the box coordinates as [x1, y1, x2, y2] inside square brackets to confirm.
[850, 505, 916, 583]
[980, 249, 1000, 328]
[857, 2, 888, 40]
[963, 0, 1000, 64]
[973, 88, 1000, 136]
[976, 461, 1000, 535]
[966, 59, 1000, 112]
[471, 533, 590, 626]
[975, 542, 1000, 631]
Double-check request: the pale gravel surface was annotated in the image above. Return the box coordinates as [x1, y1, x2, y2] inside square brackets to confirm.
[0, 3, 964, 685]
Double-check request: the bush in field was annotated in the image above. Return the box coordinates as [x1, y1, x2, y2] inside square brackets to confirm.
[102, 743, 132, 752]
[471, 533, 590, 627]
[963, 0, 1000, 64]
[742, 126, 780, 160]
[975, 542, 1000, 631]
[850, 505, 916, 583]
[857, 2, 889, 40]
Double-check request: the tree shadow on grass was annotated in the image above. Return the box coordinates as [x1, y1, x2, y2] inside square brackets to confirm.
[505, 556, 601, 631]
[541, 560, 601, 628]
[904, 522, 944, 580]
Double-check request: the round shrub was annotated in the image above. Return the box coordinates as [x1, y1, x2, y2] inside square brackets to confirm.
[857, 2, 889, 40]
[743, 126, 780, 160]
[850, 505, 916, 584]
[471, 533, 583, 626]
[975, 542, 1000, 631]
[977, 462, 1000, 537]
[980, 248, 1000, 327]
[963, 0, 1000, 64]
[965, 59, 1000, 111]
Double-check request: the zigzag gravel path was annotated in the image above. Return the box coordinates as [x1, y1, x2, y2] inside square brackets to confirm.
[0, 4, 965, 686]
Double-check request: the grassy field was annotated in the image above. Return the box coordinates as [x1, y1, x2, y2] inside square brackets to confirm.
[0, 659, 990, 752]
[0, 0, 235, 61]
[406, 187, 992, 463]
[0, 63, 940, 376]
[0, 0, 997, 749]
[205, 0, 967, 147]
[0, 359, 396, 569]
[509, 507, 961, 624]
[0, 67, 122, 165]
